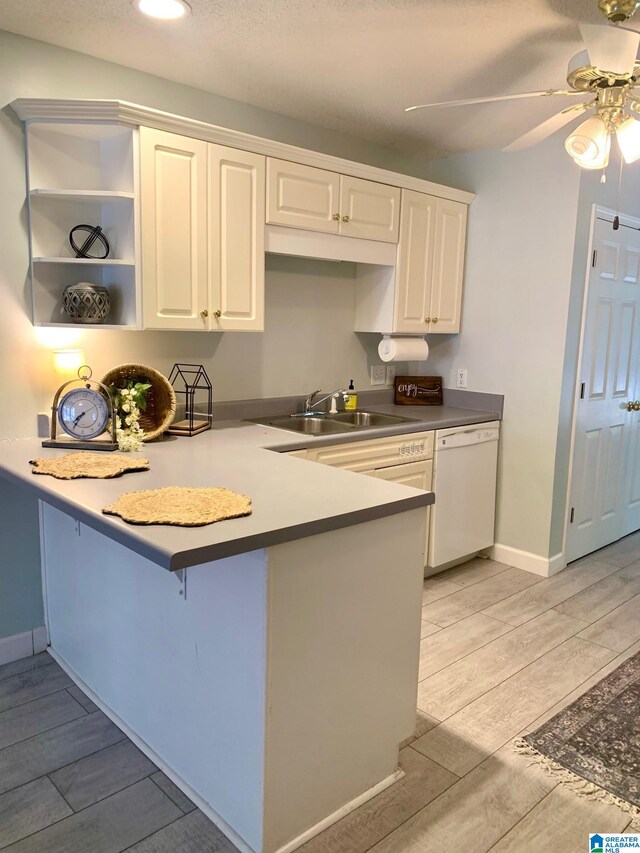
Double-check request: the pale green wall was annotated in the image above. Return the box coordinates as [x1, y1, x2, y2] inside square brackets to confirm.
[0, 29, 420, 641]
[425, 138, 582, 561]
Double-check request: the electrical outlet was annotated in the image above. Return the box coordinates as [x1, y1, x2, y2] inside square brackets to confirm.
[456, 368, 468, 389]
[385, 366, 396, 386]
[370, 365, 386, 386]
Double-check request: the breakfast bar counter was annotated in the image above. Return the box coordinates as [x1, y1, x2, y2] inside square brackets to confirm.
[0, 424, 438, 853]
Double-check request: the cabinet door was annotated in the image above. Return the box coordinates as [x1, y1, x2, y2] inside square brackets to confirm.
[374, 459, 433, 566]
[429, 198, 467, 334]
[209, 145, 265, 331]
[393, 190, 437, 334]
[140, 127, 209, 330]
[266, 159, 340, 233]
[338, 176, 400, 243]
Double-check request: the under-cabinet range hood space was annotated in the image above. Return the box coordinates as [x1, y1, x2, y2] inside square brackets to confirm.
[265, 224, 397, 265]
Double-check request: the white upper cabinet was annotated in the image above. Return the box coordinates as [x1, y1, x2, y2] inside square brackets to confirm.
[209, 145, 265, 331]
[354, 189, 467, 335]
[16, 100, 473, 333]
[393, 190, 467, 335]
[393, 190, 437, 334]
[267, 159, 340, 234]
[267, 160, 400, 243]
[140, 127, 209, 331]
[339, 175, 400, 243]
[140, 128, 265, 332]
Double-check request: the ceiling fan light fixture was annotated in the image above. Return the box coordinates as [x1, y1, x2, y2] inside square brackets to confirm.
[616, 116, 640, 163]
[565, 115, 611, 168]
[133, 0, 190, 20]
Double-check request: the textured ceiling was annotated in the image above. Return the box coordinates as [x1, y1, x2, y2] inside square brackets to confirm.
[0, 0, 629, 158]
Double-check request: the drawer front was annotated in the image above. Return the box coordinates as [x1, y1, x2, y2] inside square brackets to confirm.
[306, 431, 434, 473]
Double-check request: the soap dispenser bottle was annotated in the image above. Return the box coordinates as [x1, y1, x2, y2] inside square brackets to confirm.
[345, 379, 357, 411]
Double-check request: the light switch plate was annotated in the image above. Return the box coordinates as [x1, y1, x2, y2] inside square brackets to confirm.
[385, 366, 396, 386]
[456, 368, 468, 389]
[370, 365, 386, 386]
[37, 412, 50, 438]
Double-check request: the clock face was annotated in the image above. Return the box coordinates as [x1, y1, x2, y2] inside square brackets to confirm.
[58, 388, 110, 440]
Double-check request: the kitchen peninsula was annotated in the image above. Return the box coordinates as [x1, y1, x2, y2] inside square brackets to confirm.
[0, 419, 434, 853]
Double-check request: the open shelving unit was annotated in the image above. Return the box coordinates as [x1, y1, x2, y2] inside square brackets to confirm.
[26, 122, 141, 329]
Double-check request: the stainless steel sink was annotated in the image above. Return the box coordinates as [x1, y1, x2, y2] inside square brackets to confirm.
[248, 415, 355, 435]
[248, 410, 418, 435]
[329, 411, 418, 428]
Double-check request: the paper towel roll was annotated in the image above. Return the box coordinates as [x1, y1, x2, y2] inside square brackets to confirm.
[378, 336, 429, 362]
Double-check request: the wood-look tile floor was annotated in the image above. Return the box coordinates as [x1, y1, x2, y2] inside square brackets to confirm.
[1, 536, 640, 852]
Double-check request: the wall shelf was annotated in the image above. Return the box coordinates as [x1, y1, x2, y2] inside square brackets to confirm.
[30, 189, 135, 202]
[33, 257, 135, 266]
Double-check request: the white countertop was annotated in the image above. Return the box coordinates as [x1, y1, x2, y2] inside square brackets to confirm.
[0, 404, 498, 571]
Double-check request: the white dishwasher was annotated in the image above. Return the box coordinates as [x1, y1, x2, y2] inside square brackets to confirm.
[426, 421, 500, 574]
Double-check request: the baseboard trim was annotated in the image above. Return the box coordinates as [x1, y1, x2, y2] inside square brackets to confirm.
[0, 626, 49, 667]
[489, 544, 566, 578]
[48, 645, 404, 853]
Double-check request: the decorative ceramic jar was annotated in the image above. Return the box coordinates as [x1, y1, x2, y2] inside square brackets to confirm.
[62, 282, 111, 324]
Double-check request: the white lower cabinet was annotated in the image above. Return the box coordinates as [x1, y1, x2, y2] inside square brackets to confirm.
[140, 127, 265, 332]
[296, 432, 434, 565]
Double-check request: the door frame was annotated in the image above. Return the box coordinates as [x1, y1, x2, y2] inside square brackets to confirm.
[562, 203, 640, 564]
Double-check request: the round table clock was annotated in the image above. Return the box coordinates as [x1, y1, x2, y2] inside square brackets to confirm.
[43, 365, 118, 451]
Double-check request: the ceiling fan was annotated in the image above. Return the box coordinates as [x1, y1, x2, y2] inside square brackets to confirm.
[406, 0, 640, 169]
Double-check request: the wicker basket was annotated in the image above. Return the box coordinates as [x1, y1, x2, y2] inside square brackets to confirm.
[101, 363, 176, 441]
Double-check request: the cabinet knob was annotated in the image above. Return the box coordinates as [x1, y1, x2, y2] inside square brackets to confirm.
[200, 309, 209, 319]
[342, 215, 350, 223]
[424, 317, 431, 324]
[432, 317, 438, 324]
[213, 309, 222, 318]
[332, 213, 340, 221]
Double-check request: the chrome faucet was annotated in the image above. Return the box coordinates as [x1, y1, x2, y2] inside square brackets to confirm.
[302, 388, 349, 415]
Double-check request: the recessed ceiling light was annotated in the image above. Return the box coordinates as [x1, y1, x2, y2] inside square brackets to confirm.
[133, 0, 190, 20]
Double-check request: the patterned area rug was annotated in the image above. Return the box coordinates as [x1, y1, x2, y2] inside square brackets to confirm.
[515, 650, 640, 821]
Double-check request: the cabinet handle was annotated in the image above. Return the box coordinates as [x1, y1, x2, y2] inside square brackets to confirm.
[424, 317, 431, 324]
[332, 213, 340, 221]
[432, 317, 438, 324]
[200, 309, 209, 319]
[342, 215, 350, 223]
[213, 309, 222, 318]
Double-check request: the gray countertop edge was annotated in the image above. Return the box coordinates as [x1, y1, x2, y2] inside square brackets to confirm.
[25, 464, 433, 571]
[169, 492, 434, 571]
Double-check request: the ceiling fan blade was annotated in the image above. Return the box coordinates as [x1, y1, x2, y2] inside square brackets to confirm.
[504, 102, 593, 152]
[405, 90, 582, 112]
[579, 22, 640, 75]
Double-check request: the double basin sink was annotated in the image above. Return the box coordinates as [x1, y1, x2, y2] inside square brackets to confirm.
[249, 410, 418, 435]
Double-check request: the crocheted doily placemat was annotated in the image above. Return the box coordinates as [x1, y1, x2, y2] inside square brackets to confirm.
[102, 486, 252, 526]
[30, 452, 150, 480]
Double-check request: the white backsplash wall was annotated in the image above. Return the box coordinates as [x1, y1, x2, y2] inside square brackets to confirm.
[78, 255, 399, 404]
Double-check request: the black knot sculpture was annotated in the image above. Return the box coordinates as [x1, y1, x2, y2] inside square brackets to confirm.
[69, 224, 110, 260]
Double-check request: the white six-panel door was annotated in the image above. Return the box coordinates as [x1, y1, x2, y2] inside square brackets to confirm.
[140, 127, 209, 330]
[566, 213, 640, 562]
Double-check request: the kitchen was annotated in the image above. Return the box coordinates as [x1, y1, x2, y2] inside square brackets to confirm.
[1, 2, 640, 851]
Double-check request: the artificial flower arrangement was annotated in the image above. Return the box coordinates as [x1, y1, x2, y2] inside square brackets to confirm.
[108, 380, 151, 452]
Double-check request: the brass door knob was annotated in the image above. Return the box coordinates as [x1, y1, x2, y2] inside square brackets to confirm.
[200, 309, 209, 319]
[625, 401, 640, 411]
[424, 317, 431, 324]
[213, 309, 222, 318]
[332, 213, 340, 221]
[342, 215, 350, 223]
[432, 317, 438, 324]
